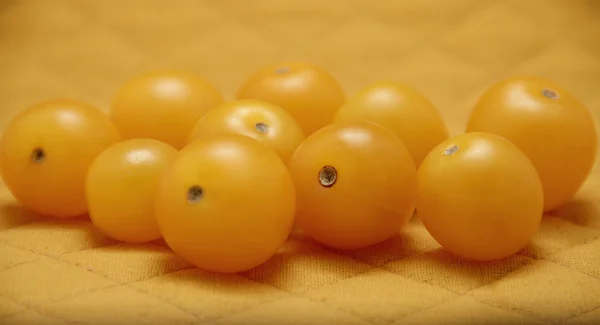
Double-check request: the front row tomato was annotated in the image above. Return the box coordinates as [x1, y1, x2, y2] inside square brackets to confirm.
[0, 99, 121, 219]
[287, 120, 418, 250]
[154, 134, 296, 274]
[86, 139, 178, 244]
[416, 132, 544, 261]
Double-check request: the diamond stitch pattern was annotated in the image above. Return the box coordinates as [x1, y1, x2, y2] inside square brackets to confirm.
[1, 0, 600, 324]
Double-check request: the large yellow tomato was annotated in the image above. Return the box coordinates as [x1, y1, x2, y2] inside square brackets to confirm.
[287, 120, 418, 250]
[154, 134, 296, 273]
[416, 132, 544, 261]
[236, 61, 346, 136]
[0, 99, 121, 218]
[86, 139, 178, 243]
[109, 70, 224, 149]
[187, 99, 305, 163]
[466, 76, 597, 212]
[334, 81, 449, 166]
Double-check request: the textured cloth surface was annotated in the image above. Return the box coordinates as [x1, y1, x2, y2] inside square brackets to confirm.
[1, 1, 600, 324]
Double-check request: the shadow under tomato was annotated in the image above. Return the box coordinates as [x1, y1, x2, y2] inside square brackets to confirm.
[151, 266, 275, 299]
[0, 203, 44, 230]
[79, 242, 194, 272]
[547, 197, 600, 229]
[0, 202, 117, 248]
[290, 215, 441, 267]
[382, 247, 534, 293]
[144, 240, 308, 295]
[305, 232, 426, 267]
[287, 224, 305, 241]
[0, 202, 91, 224]
[150, 237, 172, 250]
[237, 238, 375, 294]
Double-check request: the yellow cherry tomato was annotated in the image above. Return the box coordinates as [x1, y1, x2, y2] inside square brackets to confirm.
[86, 139, 177, 243]
[155, 134, 296, 273]
[236, 61, 346, 136]
[466, 76, 597, 212]
[416, 132, 544, 261]
[0, 99, 121, 218]
[287, 120, 418, 250]
[334, 81, 449, 166]
[109, 70, 224, 149]
[187, 99, 305, 163]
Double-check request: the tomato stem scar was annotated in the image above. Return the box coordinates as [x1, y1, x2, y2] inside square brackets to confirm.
[444, 145, 459, 156]
[255, 122, 269, 133]
[275, 67, 289, 74]
[542, 89, 559, 99]
[187, 185, 204, 204]
[319, 166, 337, 188]
[31, 147, 45, 164]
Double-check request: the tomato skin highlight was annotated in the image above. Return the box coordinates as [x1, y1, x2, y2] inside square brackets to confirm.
[187, 99, 305, 163]
[154, 134, 296, 273]
[465, 76, 598, 212]
[86, 138, 178, 243]
[416, 132, 544, 261]
[236, 61, 346, 137]
[109, 70, 224, 150]
[287, 120, 418, 250]
[334, 81, 449, 167]
[0, 99, 121, 219]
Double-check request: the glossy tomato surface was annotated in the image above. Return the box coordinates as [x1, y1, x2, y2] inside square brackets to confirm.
[155, 134, 296, 273]
[109, 70, 224, 149]
[416, 132, 544, 261]
[236, 61, 345, 136]
[0, 99, 121, 218]
[187, 99, 305, 163]
[466, 76, 597, 212]
[334, 81, 449, 166]
[287, 120, 418, 250]
[86, 139, 177, 243]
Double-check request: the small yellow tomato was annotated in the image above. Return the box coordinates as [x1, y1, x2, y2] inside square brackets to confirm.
[109, 70, 224, 149]
[187, 99, 305, 163]
[466, 76, 598, 212]
[0, 99, 121, 218]
[155, 134, 296, 273]
[416, 132, 544, 261]
[287, 120, 418, 250]
[86, 139, 178, 243]
[236, 61, 346, 136]
[334, 81, 449, 166]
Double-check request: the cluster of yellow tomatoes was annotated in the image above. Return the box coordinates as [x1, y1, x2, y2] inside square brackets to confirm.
[0, 62, 597, 274]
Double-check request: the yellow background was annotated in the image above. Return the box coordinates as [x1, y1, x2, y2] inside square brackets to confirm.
[1, 0, 600, 324]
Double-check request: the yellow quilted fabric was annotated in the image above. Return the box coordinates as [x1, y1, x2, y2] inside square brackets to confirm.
[1, 0, 600, 324]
